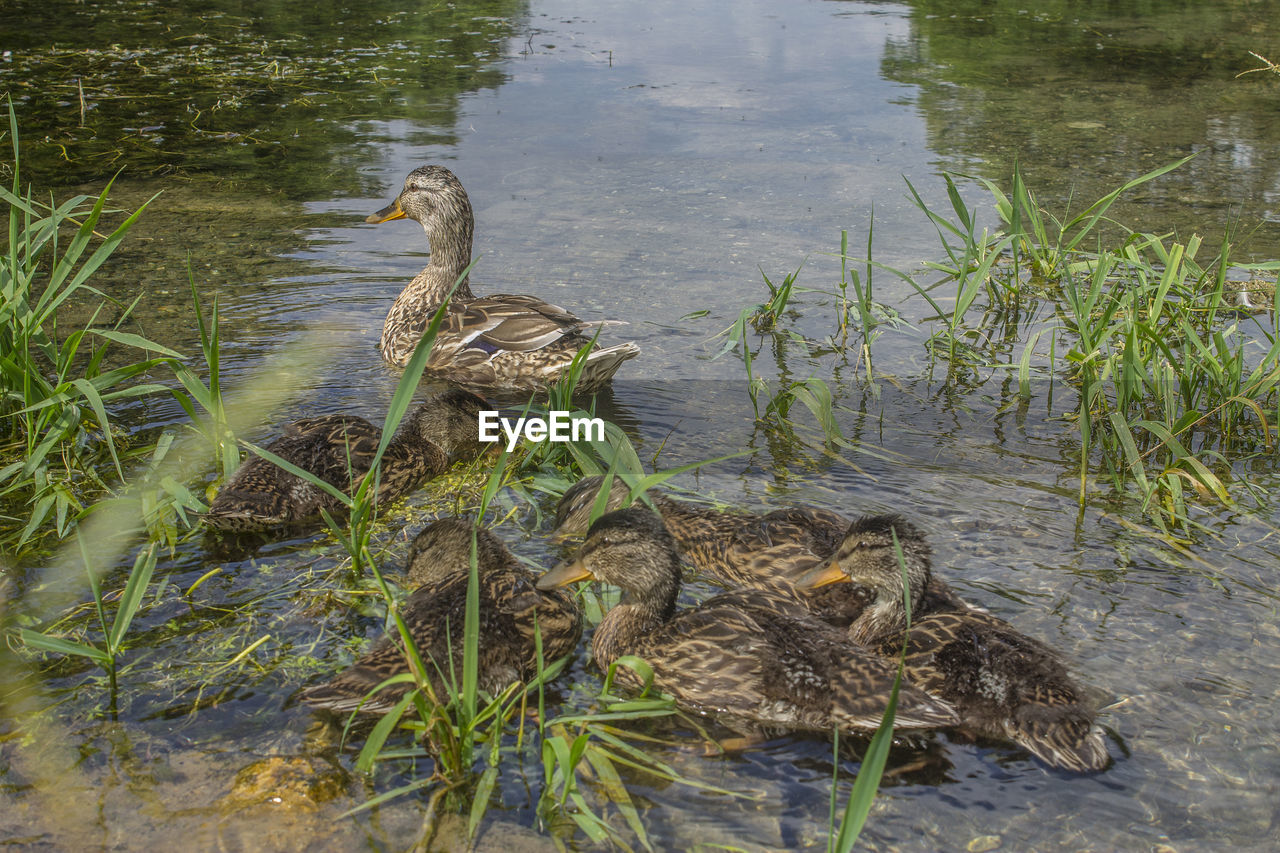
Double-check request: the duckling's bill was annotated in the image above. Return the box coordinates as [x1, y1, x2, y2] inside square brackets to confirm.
[797, 559, 848, 589]
[536, 558, 594, 590]
[366, 198, 407, 224]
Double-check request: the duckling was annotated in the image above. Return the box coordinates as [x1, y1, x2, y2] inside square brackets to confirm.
[800, 514, 1109, 772]
[552, 476, 877, 628]
[302, 519, 582, 713]
[367, 165, 639, 392]
[206, 388, 485, 531]
[537, 507, 958, 734]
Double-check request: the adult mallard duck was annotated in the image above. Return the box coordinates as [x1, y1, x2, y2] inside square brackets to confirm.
[800, 514, 1110, 772]
[537, 507, 958, 734]
[553, 476, 883, 629]
[366, 165, 640, 392]
[205, 388, 485, 531]
[302, 519, 582, 713]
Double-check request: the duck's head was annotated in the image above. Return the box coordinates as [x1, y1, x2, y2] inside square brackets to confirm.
[798, 514, 932, 606]
[407, 388, 488, 459]
[537, 507, 680, 608]
[405, 518, 510, 586]
[367, 165, 474, 250]
[551, 475, 634, 540]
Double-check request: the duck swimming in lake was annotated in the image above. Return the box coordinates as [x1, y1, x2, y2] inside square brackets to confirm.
[205, 388, 485, 531]
[537, 507, 958, 734]
[302, 519, 582, 713]
[366, 165, 639, 392]
[800, 514, 1110, 772]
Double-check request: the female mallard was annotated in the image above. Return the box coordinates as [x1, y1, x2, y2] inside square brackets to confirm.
[302, 519, 582, 713]
[553, 476, 882, 629]
[206, 388, 485, 531]
[537, 507, 958, 734]
[800, 514, 1110, 772]
[367, 165, 639, 392]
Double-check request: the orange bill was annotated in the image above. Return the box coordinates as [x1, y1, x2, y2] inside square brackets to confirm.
[536, 558, 594, 590]
[365, 198, 407, 224]
[796, 559, 848, 589]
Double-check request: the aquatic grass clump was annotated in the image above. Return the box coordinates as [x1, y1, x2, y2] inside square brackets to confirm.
[536, 656, 742, 850]
[713, 265, 893, 459]
[892, 160, 1280, 531]
[0, 105, 181, 555]
[167, 270, 239, 482]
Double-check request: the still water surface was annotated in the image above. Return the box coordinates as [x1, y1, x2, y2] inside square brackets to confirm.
[3, 0, 1280, 849]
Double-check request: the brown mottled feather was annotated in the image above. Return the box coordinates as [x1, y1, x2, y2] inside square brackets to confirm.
[539, 508, 958, 733]
[820, 514, 1110, 772]
[302, 520, 581, 714]
[369, 165, 638, 392]
[205, 388, 486, 532]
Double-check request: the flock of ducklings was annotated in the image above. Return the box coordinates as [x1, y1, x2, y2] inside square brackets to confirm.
[205, 165, 1110, 773]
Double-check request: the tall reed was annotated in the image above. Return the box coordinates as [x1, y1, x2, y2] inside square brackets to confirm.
[0, 104, 179, 554]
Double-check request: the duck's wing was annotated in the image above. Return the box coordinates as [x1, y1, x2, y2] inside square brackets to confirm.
[432, 294, 624, 359]
[409, 294, 636, 390]
[285, 414, 377, 440]
[724, 591, 959, 731]
[758, 506, 849, 553]
[278, 416, 381, 488]
[622, 588, 956, 732]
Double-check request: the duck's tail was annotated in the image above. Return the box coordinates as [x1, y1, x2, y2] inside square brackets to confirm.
[565, 340, 641, 393]
[1009, 705, 1111, 772]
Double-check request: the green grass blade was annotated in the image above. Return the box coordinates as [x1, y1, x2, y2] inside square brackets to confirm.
[90, 329, 185, 359]
[582, 746, 653, 852]
[468, 765, 500, 839]
[69, 377, 124, 481]
[19, 628, 111, 666]
[106, 544, 157, 653]
[354, 691, 416, 773]
[373, 260, 478, 463]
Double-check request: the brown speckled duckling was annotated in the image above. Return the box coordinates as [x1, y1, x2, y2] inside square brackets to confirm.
[302, 519, 582, 714]
[537, 507, 958, 734]
[367, 165, 639, 391]
[801, 514, 1109, 772]
[206, 388, 485, 531]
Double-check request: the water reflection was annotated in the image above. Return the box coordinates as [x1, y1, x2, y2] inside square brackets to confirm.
[884, 0, 1280, 249]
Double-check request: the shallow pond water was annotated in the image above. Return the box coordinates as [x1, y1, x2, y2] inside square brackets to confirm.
[3, 0, 1280, 850]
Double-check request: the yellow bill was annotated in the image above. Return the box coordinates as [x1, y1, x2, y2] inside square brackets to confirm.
[796, 559, 848, 589]
[365, 198, 407, 224]
[536, 558, 594, 590]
